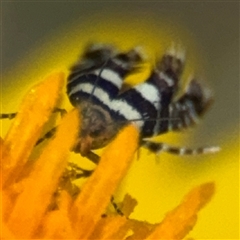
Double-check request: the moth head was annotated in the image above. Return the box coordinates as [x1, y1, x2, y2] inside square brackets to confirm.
[75, 103, 121, 156]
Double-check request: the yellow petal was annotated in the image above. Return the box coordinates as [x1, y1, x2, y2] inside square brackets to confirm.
[7, 109, 79, 238]
[71, 124, 139, 239]
[2, 72, 64, 186]
[146, 182, 215, 240]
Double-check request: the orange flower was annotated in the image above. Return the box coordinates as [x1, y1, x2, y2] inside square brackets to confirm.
[1, 73, 215, 239]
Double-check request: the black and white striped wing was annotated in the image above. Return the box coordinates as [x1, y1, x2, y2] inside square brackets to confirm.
[113, 49, 213, 139]
[67, 44, 143, 107]
[114, 51, 185, 138]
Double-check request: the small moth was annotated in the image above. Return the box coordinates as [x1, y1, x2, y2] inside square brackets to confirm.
[1, 43, 220, 165]
[66, 43, 219, 163]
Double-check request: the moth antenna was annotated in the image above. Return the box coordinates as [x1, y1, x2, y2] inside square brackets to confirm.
[0, 112, 17, 119]
[88, 59, 110, 102]
[142, 140, 220, 156]
[107, 116, 180, 127]
[129, 116, 180, 123]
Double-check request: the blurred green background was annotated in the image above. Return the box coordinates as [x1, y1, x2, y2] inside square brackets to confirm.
[1, 1, 239, 239]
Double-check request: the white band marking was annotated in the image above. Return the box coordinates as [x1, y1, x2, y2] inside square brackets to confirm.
[93, 68, 123, 89]
[159, 72, 174, 87]
[69, 83, 144, 128]
[134, 83, 160, 110]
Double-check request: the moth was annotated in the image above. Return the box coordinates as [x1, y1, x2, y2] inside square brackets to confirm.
[66, 43, 219, 163]
[1, 43, 219, 166]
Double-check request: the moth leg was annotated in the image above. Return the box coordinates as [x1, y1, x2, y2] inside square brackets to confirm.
[63, 162, 93, 179]
[35, 127, 57, 145]
[35, 108, 67, 145]
[0, 113, 17, 119]
[0, 107, 66, 120]
[110, 196, 124, 216]
[142, 140, 220, 155]
[102, 196, 124, 218]
[84, 151, 100, 164]
[58, 162, 94, 197]
[72, 142, 100, 164]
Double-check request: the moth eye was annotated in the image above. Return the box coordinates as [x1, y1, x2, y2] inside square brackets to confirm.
[89, 129, 102, 137]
